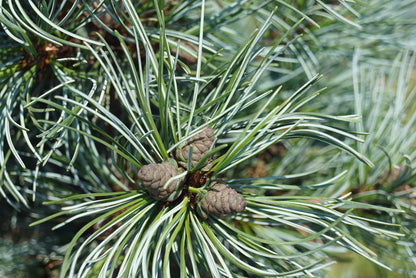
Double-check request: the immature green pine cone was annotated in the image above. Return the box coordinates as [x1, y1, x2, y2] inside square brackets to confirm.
[138, 159, 183, 200]
[177, 126, 216, 168]
[198, 181, 246, 219]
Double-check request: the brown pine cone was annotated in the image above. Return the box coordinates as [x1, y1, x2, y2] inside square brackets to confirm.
[198, 181, 246, 219]
[176, 126, 216, 169]
[138, 159, 183, 200]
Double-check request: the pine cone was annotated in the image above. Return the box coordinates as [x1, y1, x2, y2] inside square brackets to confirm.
[176, 126, 216, 169]
[198, 181, 246, 219]
[138, 159, 183, 200]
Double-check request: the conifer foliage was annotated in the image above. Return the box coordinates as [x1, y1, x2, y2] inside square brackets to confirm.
[1, 1, 415, 277]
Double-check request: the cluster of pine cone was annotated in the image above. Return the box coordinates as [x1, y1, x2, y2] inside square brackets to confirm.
[137, 126, 246, 218]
